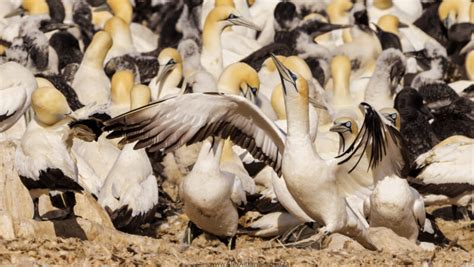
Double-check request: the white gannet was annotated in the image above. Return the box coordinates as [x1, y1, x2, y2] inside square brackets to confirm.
[351, 106, 426, 243]
[103, 55, 379, 250]
[364, 48, 406, 111]
[367, 0, 422, 24]
[71, 31, 113, 106]
[0, 61, 37, 140]
[99, 83, 159, 231]
[15, 85, 103, 219]
[200, 6, 260, 79]
[412, 135, 474, 220]
[149, 48, 183, 101]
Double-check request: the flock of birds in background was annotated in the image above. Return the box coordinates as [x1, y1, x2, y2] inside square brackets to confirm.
[0, 0, 473, 251]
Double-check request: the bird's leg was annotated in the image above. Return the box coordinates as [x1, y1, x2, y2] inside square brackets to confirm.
[182, 221, 202, 246]
[281, 224, 306, 243]
[221, 235, 236, 250]
[32, 197, 43, 221]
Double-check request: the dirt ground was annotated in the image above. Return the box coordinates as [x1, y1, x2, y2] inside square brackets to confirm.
[0, 206, 472, 266]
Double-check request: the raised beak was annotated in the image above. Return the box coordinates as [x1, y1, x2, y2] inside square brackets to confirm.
[271, 53, 291, 83]
[329, 124, 348, 133]
[154, 64, 174, 85]
[229, 16, 261, 31]
[4, 7, 24, 18]
[94, 4, 111, 12]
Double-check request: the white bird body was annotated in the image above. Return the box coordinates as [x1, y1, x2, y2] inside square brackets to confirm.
[415, 136, 474, 207]
[98, 142, 158, 222]
[130, 22, 158, 53]
[364, 175, 425, 242]
[247, 211, 302, 237]
[15, 119, 78, 184]
[0, 62, 37, 135]
[181, 139, 244, 237]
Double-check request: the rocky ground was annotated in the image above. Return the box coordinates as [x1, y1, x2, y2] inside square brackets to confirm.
[0, 142, 472, 265]
[0, 207, 472, 266]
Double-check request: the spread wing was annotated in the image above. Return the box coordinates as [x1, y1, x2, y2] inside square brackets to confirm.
[104, 93, 286, 175]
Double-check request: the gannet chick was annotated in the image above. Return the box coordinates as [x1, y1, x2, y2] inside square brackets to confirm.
[72, 31, 113, 106]
[201, 6, 260, 79]
[364, 48, 406, 111]
[99, 83, 158, 232]
[149, 48, 183, 101]
[0, 61, 37, 138]
[412, 135, 474, 220]
[15, 85, 82, 220]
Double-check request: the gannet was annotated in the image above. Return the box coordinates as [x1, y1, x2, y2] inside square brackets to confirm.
[0, 61, 37, 140]
[72, 31, 113, 106]
[102, 55, 379, 250]
[15, 85, 104, 220]
[149, 48, 183, 101]
[412, 135, 474, 220]
[376, 15, 415, 52]
[346, 105, 425, 243]
[103, 16, 136, 63]
[99, 83, 158, 231]
[364, 48, 406, 111]
[367, 0, 422, 24]
[200, 6, 260, 79]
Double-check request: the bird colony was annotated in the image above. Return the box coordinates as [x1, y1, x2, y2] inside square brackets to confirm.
[0, 0, 473, 261]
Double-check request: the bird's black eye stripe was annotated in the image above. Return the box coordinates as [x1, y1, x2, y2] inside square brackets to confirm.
[228, 14, 237, 20]
[167, 59, 175, 65]
[289, 71, 297, 81]
[250, 87, 258, 95]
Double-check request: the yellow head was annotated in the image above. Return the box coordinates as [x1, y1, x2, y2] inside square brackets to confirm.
[23, 0, 49, 15]
[330, 117, 358, 134]
[111, 70, 135, 105]
[377, 15, 400, 35]
[107, 0, 133, 24]
[261, 55, 286, 73]
[327, 0, 353, 24]
[215, 0, 235, 8]
[83, 31, 113, 68]
[373, 0, 393, 10]
[158, 48, 182, 67]
[380, 107, 400, 129]
[439, 0, 471, 28]
[131, 84, 151, 110]
[284, 56, 312, 82]
[32, 86, 71, 126]
[218, 62, 259, 99]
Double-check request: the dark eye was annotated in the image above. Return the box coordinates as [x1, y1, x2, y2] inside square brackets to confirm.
[168, 59, 175, 65]
[250, 87, 258, 95]
[228, 13, 237, 20]
[289, 71, 297, 81]
[345, 121, 351, 128]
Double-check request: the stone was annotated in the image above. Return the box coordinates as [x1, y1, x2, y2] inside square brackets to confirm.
[368, 227, 422, 253]
[0, 212, 15, 240]
[73, 193, 114, 228]
[324, 233, 365, 251]
[0, 141, 34, 220]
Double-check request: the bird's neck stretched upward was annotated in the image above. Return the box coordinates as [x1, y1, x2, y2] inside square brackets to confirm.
[157, 66, 182, 98]
[82, 32, 112, 69]
[284, 89, 310, 139]
[331, 56, 351, 106]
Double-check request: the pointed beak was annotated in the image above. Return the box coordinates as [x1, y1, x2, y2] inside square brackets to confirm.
[4, 7, 24, 18]
[329, 124, 348, 133]
[94, 4, 111, 12]
[154, 64, 174, 85]
[271, 53, 291, 83]
[398, 21, 409, 28]
[229, 16, 261, 31]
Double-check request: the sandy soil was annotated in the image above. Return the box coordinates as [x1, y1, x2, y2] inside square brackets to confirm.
[0, 206, 472, 266]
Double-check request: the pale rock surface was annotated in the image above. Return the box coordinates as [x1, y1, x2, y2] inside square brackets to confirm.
[368, 227, 422, 253]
